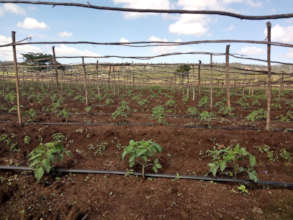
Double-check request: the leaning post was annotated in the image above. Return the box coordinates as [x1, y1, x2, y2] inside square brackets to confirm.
[11, 31, 22, 126]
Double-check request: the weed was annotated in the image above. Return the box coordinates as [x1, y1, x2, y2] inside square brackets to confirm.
[238, 184, 249, 194]
[257, 145, 278, 162]
[24, 136, 31, 145]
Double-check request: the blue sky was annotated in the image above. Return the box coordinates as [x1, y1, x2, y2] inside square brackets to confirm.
[1, 0, 293, 65]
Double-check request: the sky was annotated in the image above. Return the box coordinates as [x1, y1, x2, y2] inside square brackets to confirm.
[1, 0, 293, 65]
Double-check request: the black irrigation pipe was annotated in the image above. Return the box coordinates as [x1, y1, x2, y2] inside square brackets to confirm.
[0, 165, 292, 189]
[0, 120, 292, 132]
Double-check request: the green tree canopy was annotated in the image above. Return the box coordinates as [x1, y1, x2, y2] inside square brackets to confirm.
[22, 52, 65, 72]
[176, 64, 191, 73]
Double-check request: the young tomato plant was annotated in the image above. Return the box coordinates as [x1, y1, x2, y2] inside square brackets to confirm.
[207, 144, 258, 182]
[121, 140, 163, 178]
[112, 101, 131, 120]
[28, 134, 71, 182]
[152, 105, 167, 125]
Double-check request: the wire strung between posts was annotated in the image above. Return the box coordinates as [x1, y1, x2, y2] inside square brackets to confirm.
[0, 166, 292, 189]
[1, 1, 293, 20]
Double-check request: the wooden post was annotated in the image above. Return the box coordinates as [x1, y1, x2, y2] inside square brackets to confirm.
[96, 60, 100, 96]
[11, 31, 22, 126]
[210, 54, 213, 111]
[82, 57, 89, 106]
[192, 64, 196, 101]
[266, 22, 272, 131]
[225, 45, 231, 109]
[108, 65, 111, 88]
[52, 46, 59, 88]
[279, 71, 284, 99]
[198, 60, 201, 97]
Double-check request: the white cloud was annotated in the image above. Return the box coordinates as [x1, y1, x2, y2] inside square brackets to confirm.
[55, 45, 99, 57]
[58, 31, 72, 38]
[17, 17, 48, 30]
[3, 3, 26, 15]
[113, 0, 170, 18]
[265, 24, 293, 43]
[169, 0, 262, 36]
[120, 37, 129, 43]
[239, 46, 265, 56]
[169, 14, 208, 36]
[0, 34, 43, 61]
[148, 36, 177, 54]
[0, 3, 26, 16]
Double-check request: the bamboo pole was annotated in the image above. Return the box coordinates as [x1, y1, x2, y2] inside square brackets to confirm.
[52, 46, 59, 88]
[210, 54, 213, 111]
[225, 45, 231, 109]
[11, 31, 22, 126]
[266, 22, 272, 131]
[81, 57, 89, 106]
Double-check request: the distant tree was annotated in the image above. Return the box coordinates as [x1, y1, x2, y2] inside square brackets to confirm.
[175, 64, 191, 82]
[22, 52, 65, 72]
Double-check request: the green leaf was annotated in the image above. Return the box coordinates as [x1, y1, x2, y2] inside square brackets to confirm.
[42, 159, 51, 173]
[249, 155, 256, 167]
[209, 163, 218, 176]
[219, 161, 226, 172]
[35, 167, 44, 181]
[248, 170, 258, 182]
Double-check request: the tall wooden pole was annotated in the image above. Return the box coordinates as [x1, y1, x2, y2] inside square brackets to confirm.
[198, 60, 201, 97]
[52, 46, 59, 88]
[266, 22, 272, 131]
[225, 45, 231, 109]
[11, 31, 22, 126]
[210, 54, 213, 111]
[82, 57, 89, 106]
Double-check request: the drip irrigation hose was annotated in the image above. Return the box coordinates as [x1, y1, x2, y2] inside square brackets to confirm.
[0, 166, 292, 189]
[0, 120, 292, 132]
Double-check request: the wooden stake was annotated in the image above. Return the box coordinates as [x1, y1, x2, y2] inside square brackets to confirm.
[52, 46, 59, 88]
[11, 31, 22, 126]
[266, 22, 272, 131]
[225, 45, 231, 109]
[198, 60, 201, 97]
[82, 57, 89, 106]
[210, 54, 213, 111]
